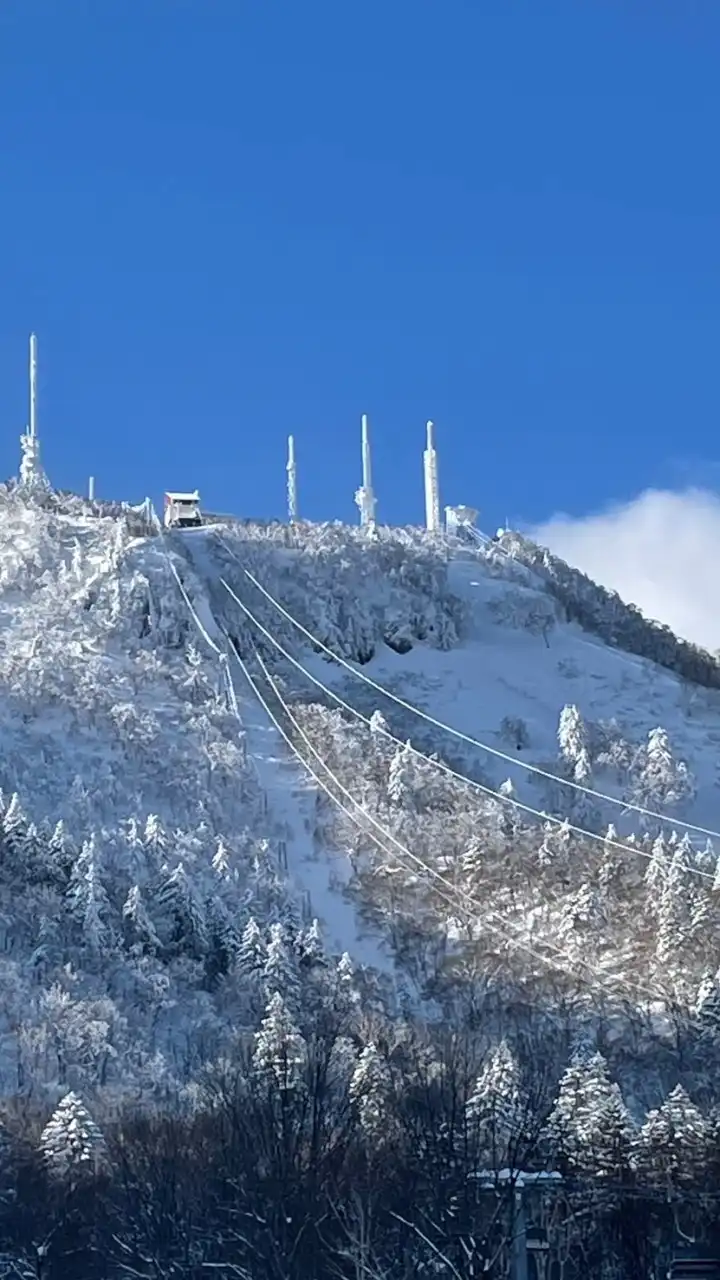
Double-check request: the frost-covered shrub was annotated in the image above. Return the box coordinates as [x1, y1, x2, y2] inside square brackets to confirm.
[499, 715, 530, 751]
[487, 586, 557, 642]
[209, 521, 467, 664]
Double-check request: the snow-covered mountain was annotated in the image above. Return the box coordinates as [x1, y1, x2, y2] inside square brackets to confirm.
[3, 486, 720, 1275]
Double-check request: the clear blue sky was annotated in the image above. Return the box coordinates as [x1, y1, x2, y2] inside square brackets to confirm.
[1, 1, 719, 530]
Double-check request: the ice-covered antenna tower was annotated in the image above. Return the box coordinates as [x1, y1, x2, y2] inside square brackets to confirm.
[19, 333, 49, 490]
[423, 419, 440, 532]
[286, 434, 298, 523]
[354, 413, 377, 529]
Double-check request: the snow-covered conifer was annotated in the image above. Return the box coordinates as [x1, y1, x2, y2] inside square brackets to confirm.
[645, 833, 669, 893]
[2, 792, 28, 860]
[253, 991, 307, 1092]
[155, 862, 208, 956]
[67, 833, 112, 952]
[298, 918, 325, 968]
[387, 742, 417, 809]
[143, 813, 168, 865]
[369, 709, 389, 738]
[632, 727, 694, 811]
[236, 916, 265, 978]
[40, 1092, 105, 1183]
[466, 1040, 525, 1164]
[211, 836, 231, 878]
[349, 1042, 394, 1142]
[122, 885, 161, 955]
[546, 1052, 634, 1177]
[47, 819, 74, 880]
[557, 704, 592, 782]
[263, 922, 300, 1007]
[635, 1085, 709, 1186]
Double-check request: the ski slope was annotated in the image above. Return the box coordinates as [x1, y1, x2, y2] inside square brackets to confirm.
[176, 528, 393, 974]
[193, 521, 720, 845]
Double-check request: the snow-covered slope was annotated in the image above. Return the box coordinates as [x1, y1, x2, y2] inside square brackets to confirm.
[179, 519, 720, 1044]
[0, 490, 719, 1118]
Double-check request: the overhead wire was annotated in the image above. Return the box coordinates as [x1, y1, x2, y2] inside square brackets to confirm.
[215, 557, 716, 885]
[214, 533, 720, 844]
[228, 631, 660, 1008]
[156, 523, 691, 1003]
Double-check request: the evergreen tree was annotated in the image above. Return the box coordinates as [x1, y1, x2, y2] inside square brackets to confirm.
[40, 1092, 105, 1184]
[236, 916, 265, 979]
[387, 741, 417, 809]
[557, 704, 592, 782]
[645, 832, 669, 893]
[546, 1052, 634, 1178]
[253, 991, 307, 1092]
[2, 791, 29, 862]
[635, 1085, 709, 1187]
[47, 818, 74, 881]
[298, 918, 326, 968]
[349, 1042, 394, 1143]
[67, 833, 112, 952]
[143, 813, 169, 870]
[466, 1040, 525, 1166]
[632, 727, 694, 811]
[211, 836, 231, 878]
[155, 862, 208, 956]
[263, 922, 300, 1007]
[122, 884, 161, 955]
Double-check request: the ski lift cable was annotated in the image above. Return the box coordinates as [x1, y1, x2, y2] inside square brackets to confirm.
[229, 631, 660, 1007]
[157, 525, 666, 1007]
[218, 573, 715, 886]
[213, 533, 720, 846]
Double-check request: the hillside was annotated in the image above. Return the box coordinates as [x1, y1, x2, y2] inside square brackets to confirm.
[2, 489, 720, 1275]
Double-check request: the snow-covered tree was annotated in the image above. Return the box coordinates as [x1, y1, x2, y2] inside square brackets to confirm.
[263, 922, 300, 1007]
[546, 1052, 634, 1177]
[298, 918, 325, 968]
[236, 916, 265, 979]
[557, 704, 591, 782]
[466, 1040, 525, 1165]
[387, 741, 417, 810]
[211, 836, 231, 878]
[635, 1085, 709, 1187]
[143, 813, 169, 867]
[349, 1042, 394, 1143]
[47, 818, 74, 881]
[67, 833, 113, 953]
[122, 884, 161, 955]
[645, 832, 670, 892]
[253, 991, 307, 1092]
[631, 726, 695, 812]
[40, 1092, 105, 1184]
[155, 862, 208, 956]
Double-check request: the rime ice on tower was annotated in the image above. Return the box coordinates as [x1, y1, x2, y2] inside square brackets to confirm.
[354, 413, 377, 530]
[19, 333, 50, 491]
[286, 434, 298, 523]
[423, 420, 440, 532]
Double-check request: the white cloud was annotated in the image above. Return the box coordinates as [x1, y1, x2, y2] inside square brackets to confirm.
[530, 488, 720, 653]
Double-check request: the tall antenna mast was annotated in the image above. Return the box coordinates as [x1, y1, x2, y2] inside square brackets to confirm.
[286, 434, 298, 523]
[354, 413, 377, 529]
[19, 332, 48, 490]
[423, 419, 440, 533]
[29, 333, 37, 440]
